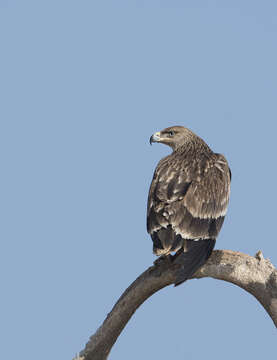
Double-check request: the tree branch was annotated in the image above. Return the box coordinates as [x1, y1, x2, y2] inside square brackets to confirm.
[74, 250, 277, 360]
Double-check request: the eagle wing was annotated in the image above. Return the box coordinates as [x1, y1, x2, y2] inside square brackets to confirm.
[147, 153, 231, 240]
[183, 154, 230, 219]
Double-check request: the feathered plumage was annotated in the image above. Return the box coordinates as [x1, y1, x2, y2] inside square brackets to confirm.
[147, 126, 231, 285]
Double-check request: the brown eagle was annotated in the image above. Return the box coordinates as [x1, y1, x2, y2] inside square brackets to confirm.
[147, 126, 231, 285]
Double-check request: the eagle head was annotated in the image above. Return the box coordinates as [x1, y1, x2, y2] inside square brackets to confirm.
[150, 126, 196, 151]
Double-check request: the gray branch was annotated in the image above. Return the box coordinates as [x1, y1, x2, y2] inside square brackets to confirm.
[75, 250, 277, 360]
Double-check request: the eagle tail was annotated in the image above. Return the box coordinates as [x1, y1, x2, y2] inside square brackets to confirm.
[174, 239, 215, 286]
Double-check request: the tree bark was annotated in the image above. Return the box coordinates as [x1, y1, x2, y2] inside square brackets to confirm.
[74, 249, 277, 360]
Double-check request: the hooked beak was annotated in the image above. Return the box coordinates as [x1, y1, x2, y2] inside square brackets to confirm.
[149, 132, 161, 145]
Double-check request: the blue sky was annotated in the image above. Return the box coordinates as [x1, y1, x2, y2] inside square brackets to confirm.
[1, 1, 277, 359]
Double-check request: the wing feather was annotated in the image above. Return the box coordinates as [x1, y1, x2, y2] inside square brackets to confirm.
[183, 154, 230, 219]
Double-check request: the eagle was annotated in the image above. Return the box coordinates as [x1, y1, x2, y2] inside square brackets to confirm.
[147, 126, 231, 285]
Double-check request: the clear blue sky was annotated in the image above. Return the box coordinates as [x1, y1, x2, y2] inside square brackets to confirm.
[1, 1, 276, 359]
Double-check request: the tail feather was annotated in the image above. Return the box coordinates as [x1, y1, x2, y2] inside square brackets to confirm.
[174, 239, 215, 286]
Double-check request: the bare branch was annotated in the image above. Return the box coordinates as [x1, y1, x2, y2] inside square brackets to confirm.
[75, 250, 277, 360]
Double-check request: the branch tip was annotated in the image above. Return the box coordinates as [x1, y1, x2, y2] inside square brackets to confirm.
[255, 250, 264, 261]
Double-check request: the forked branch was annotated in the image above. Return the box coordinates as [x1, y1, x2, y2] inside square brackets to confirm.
[74, 250, 277, 360]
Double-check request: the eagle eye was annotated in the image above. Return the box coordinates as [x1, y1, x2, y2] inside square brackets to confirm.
[168, 131, 175, 137]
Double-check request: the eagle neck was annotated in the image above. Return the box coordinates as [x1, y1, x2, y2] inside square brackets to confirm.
[173, 138, 213, 159]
